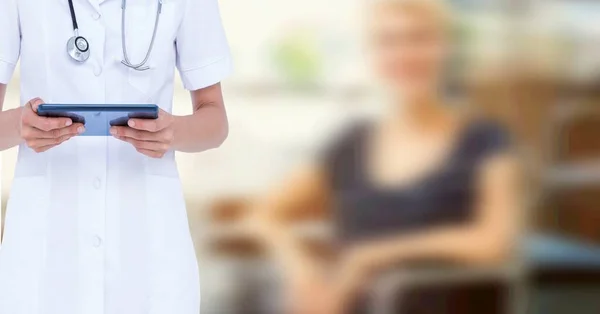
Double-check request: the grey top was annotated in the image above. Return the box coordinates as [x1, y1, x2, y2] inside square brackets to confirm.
[322, 120, 511, 246]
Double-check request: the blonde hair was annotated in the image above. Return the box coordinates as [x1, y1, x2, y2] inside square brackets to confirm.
[370, 0, 454, 32]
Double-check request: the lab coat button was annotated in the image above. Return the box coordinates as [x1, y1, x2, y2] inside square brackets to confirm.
[92, 13, 101, 20]
[93, 177, 102, 189]
[94, 67, 103, 77]
[92, 235, 102, 248]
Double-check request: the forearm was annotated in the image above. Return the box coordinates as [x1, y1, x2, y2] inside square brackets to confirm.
[329, 226, 511, 313]
[249, 165, 332, 282]
[171, 102, 228, 153]
[0, 104, 23, 151]
[253, 209, 325, 282]
[350, 225, 513, 273]
[348, 156, 519, 274]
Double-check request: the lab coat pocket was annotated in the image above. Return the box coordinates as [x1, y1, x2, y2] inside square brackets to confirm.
[144, 151, 179, 178]
[13, 145, 49, 177]
[0, 176, 47, 313]
[125, 2, 159, 99]
[145, 174, 199, 313]
[145, 174, 194, 272]
[125, 1, 181, 101]
[2, 176, 48, 247]
[146, 175, 189, 245]
[128, 68, 156, 101]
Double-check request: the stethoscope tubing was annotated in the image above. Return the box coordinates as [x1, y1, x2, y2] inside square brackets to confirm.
[120, 0, 163, 71]
[66, 0, 163, 71]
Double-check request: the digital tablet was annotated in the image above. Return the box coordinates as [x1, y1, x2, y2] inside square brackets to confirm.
[37, 104, 159, 136]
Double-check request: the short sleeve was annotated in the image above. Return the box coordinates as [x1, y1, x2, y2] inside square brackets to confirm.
[479, 122, 511, 156]
[0, 0, 21, 84]
[319, 123, 369, 190]
[175, 0, 233, 91]
[462, 120, 512, 163]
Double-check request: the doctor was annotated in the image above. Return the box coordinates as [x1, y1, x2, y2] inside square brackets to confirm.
[0, 0, 232, 313]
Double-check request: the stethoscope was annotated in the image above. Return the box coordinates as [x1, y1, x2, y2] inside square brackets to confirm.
[66, 0, 163, 71]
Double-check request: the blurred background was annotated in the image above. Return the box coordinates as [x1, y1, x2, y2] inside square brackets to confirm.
[2, 0, 600, 313]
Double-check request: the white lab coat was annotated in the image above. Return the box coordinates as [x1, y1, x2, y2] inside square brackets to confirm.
[0, 0, 232, 313]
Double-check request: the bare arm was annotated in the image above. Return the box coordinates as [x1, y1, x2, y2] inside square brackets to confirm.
[111, 83, 228, 157]
[0, 84, 24, 151]
[113, 0, 231, 157]
[172, 83, 228, 153]
[341, 154, 521, 278]
[0, 0, 24, 151]
[249, 165, 332, 281]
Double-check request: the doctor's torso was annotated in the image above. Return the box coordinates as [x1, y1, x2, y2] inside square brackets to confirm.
[16, 0, 184, 177]
[20, 0, 181, 109]
[0, 0, 232, 311]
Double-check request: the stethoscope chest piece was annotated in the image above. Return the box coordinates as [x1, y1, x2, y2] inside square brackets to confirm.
[67, 35, 90, 62]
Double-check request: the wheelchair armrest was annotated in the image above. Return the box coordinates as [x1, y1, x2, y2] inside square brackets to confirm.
[369, 264, 523, 314]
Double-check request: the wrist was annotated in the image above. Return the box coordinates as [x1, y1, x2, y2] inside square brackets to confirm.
[345, 244, 388, 276]
[8, 106, 23, 141]
[171, 115, 180, 149]
[0, 107, 25, 151]
[170, 115, 183, 150]
[15, 107, 23, 138]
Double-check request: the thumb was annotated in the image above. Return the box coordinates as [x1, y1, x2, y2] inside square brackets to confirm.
[27, 97, 45, 113]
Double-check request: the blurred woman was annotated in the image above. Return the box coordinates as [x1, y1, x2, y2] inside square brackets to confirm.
[250, 0, 520, 313]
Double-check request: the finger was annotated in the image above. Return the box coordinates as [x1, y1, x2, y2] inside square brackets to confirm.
[111, 126, 173, 143]
[110, 126, 153, 141]
[116, 136, 169, 152]
[23, 123, 85, 140]
[23, 98, 75, 131]
[22, 123, 83, 140]
[32, 144, 59, 153]
[27, 98, 44, 113]
[27, 134, 73, 150]
[128, 110, 172, 132]
[136, 148, 165, 159]
[24, 112, 73, 132]
[127, 118, 164, 132]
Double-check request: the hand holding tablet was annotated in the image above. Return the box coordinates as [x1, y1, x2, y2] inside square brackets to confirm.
[37, 103, 159, 136]
[109, 109, 176, 159]
[35, 102, 173, 158]
[21, 98, 85, 153]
